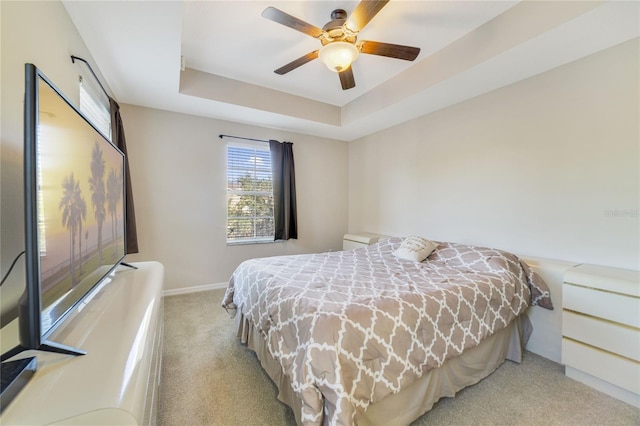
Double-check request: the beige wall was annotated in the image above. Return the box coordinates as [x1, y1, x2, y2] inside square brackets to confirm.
[0, 1, 110, 322]
[120, 104, 348, 291]
[2, 0, 637, 327]
[0, 0, 347, 314]
[349, 38, 639, 271]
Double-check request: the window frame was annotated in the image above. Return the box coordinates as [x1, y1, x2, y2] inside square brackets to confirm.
[225, 140, 275, 245]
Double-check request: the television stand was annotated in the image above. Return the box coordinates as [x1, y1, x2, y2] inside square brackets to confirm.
[1, 340, 86, 364]
[0, 261, 164, 425]
[0, 357, 36, 414]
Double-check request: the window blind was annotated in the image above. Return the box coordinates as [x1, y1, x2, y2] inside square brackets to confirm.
[226, 141, 274, 243]
[79, 75, 111, 140]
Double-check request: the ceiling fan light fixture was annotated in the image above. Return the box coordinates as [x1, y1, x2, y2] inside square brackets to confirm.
[318, 41, 359, 72]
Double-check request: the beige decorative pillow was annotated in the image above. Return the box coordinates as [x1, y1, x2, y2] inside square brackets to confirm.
[393, 236, 437, 262]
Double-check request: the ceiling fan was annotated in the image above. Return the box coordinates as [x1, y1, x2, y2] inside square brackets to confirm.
[262, 0, 421, 90]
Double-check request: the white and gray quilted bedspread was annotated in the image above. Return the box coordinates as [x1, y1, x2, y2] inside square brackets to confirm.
[222, 237, 552, 425]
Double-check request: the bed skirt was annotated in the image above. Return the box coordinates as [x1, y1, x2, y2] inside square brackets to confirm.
[236, 312, 532, 425]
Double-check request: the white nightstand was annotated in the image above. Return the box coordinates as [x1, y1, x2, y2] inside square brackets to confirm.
[562, 263, 640, 408]
[343, 233, 380, 250]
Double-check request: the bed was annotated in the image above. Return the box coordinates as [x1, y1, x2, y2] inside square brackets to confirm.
[222, 236, 553, 425]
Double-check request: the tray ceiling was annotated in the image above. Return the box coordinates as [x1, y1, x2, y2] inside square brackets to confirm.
[62, 1, 639, 141]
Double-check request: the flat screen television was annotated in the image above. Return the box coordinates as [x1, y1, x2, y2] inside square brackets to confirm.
[1, 63, 127, 361]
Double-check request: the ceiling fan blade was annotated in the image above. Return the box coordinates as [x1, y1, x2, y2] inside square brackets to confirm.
[347, 0, 390, 32]
[359, 40, 420, 61]
[339, 67, 355, 90]
[274, 51, 319, 75]
[262, 7, 324, 38]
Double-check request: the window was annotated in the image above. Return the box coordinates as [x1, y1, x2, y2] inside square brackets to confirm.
[226, 142, 274, 243]
[79, 74, 111, 140]
[36, 125, 47, 255]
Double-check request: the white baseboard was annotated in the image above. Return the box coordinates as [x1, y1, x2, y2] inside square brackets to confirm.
[163, 282, 228, 297]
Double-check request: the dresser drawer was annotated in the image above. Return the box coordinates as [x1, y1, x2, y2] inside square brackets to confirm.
[562, 338, 640, 394]
[564, 264, 640, 296]
[562, 311, 640, 361]
[563, 284, 640, 328]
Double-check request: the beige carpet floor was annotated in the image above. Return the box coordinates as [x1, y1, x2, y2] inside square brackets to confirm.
[158, 289, 639, 426]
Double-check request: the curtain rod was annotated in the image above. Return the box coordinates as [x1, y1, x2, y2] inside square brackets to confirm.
[70, 55, 110, 100]
[219, 134, 269, 143]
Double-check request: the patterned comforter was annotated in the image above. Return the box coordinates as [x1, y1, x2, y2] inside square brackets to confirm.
[222, 237, 552, 425]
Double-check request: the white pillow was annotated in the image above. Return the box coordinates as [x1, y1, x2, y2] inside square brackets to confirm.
[393, 236, 437, 262]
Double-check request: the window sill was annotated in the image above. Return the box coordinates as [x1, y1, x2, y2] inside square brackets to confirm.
[226, 239, 282, 246]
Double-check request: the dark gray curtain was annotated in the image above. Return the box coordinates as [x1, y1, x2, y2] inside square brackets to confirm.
[269, 140, 297, 240]
[109, 98, 139, 253]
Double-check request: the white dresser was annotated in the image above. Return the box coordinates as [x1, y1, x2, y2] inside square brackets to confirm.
[562, 263, 640, 408]
[0, 261, 164, 425]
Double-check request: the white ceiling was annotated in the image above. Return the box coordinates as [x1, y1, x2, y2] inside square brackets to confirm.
[62, 1, 639, 141]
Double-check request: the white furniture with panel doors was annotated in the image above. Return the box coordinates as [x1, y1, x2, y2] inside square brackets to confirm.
[0, 261, 164, 425]
[562, 263, 640, 408]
